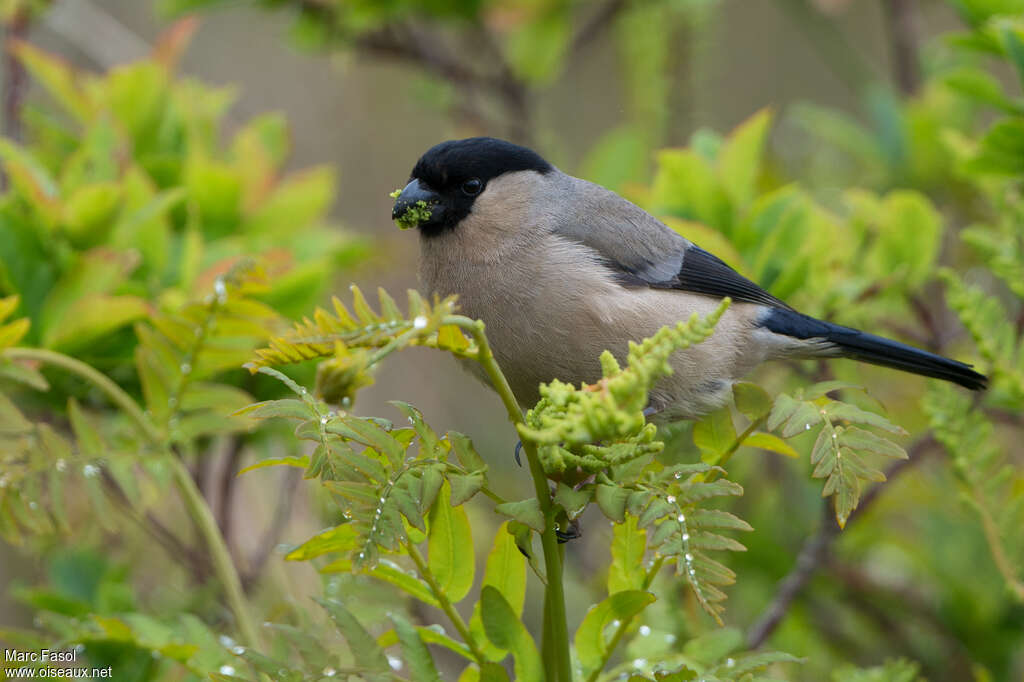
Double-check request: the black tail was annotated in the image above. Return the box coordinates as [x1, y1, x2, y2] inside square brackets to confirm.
[760, 308, 988, 391]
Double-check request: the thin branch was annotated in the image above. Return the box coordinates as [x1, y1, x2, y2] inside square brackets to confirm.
[882, 0, 920, 94]
[776, 0, 878, 95]
[570, 0, 629, 55]
[746, 434, 937, 648]
[217, 435, 245, 543]
[2, 7, 31, 144]
[99, 468, 209, 581]
[242, 467, 302, 591]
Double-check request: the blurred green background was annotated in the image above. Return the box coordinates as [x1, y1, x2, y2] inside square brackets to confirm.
[1, 0, 1022, 680]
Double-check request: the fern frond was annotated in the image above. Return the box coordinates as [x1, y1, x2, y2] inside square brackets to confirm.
[941, 268, 1024, 404]
[240, 368, 488, 570]
[249, 285, 473, 370]
[767, 383, 907, 528]
[924, 383, 1024, 600]
[627, 463, 749, 624]
[520, 299, 730, 479]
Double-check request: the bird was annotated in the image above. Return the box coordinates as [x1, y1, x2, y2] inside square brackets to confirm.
[391, 136, 986, 422]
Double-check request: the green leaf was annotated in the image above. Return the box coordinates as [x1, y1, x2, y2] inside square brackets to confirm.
[825, 402, 906, 434]
[553, 483, 591, 520]
[316, 598, 390, 677]
[235, 399, 312, 420]
[47, 295, 149, 353]
[470, 523, 528, 661]
[247, 166, 335, 236]
[448, 431, 486, 471]
[732, 382, 773, 420]
[9, 40, 91, 122]
[996, 18, 1024, 90]
[967, 118, 1024, 174]
[742, 432, 799, 458]
[449, 471, 486, 506]
[869, 191, 941, 286]
[0, 393, 31, 435]
[495, 498, 546, 533]
[839, 427, 907, 459]
[574, 590, 656, 675]
[428, 482, 475, 602]
[718, 108, 773, 207]
[595, 484, 631, 523]
[608, 514, 647, 594]
[62, 182, 122, 247]
[0, 360, 48, 390]
[285, 524, 357, 561]
[237, 456, 309, 476]
[692, 406, 736, 461]
[479, 586, 544, 682]
[67, 398, 103, 457]
[767, 394, 822, 436]
[39, 248, 139, 346]
[390, 612, 441, 682]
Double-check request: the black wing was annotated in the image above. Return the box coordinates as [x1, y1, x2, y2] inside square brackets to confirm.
[552, 179, 792, 309]
[654, 245, 794, 310]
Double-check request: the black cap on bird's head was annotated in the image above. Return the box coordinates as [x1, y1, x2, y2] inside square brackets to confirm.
[391, 137, 552, 235]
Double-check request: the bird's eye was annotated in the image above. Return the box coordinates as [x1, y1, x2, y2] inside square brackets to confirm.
[461, 178, 483, 196]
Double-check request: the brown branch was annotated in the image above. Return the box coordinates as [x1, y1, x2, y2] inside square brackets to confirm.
[570, 0, 629, 55]
[100, 469, 210, 581]
[242, 467, 302, 591]
[216, 436, 244, 544]
[2, 7, 31, 186]
[746, 434, 937, 648]
[882, 0, 920, 95]
[828, 560, 976, 679]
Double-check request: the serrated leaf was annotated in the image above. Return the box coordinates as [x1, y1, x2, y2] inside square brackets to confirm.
[575, 590, 656, 675]
[428, 482, 474, 602]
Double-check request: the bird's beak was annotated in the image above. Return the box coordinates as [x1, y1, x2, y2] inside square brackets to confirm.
[391, 178, 444, 230]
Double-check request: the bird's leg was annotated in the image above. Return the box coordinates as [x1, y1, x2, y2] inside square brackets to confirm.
[643, 405, 659, 419]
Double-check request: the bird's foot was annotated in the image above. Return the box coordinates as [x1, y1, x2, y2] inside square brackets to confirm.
[513, 440, 523, 467]
[555, 519, 582, 543]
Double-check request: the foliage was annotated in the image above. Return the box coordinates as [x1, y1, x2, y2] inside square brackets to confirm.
[3, 1, 1024, 682]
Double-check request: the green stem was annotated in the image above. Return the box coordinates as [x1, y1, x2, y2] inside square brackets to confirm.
[405, 540, 487, 663]
[585, 556, 666, 682]
[705, 415, 767, 483]
[446, 315, 573, 682]
[2, 347, 261, 650]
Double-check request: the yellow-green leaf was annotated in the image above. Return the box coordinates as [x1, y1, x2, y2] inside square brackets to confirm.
[428, 482, 475, 602]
